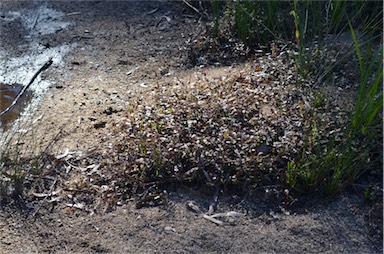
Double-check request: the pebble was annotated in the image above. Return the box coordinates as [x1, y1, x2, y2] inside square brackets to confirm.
[164, 226, 176, 233]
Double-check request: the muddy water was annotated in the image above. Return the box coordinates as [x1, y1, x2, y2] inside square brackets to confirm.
[0, 82, 32, 131]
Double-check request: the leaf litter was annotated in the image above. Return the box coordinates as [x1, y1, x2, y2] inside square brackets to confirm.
[1, 1, 381, 252]
[54, 42, 353, 213]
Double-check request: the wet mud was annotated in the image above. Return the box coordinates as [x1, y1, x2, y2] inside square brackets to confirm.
[0, 82, 32, 131]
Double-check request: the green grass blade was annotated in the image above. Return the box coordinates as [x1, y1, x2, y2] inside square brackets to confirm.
[349, 21, 363, 73]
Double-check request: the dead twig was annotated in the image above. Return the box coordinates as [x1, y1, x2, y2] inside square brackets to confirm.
[32, 177, 58, 218]
[182, 0, 202, 16]
[187, 200, 242, 226]
[145, 8, 159, 16]
[208, 185, 220, 215]
[0, 58, 53, 117]
[32, 8, 41, 30]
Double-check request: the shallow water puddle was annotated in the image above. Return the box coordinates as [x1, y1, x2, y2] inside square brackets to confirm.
[0, 82, 32, 131]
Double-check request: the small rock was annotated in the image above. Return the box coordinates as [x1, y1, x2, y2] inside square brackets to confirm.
[94, 121, 106, 129]
[257, 143, 272, 155]
[164, 226, 176, 233]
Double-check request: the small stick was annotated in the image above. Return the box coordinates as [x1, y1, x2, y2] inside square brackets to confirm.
[182, 0, 201, 16]
[32, 177, 57, 218]
[66, 12, 81, 16]
[0, 58, 53, 117]
[203, 214, 223, 226]
[32, 8, 41, 30]
[208, 185, 220, 215]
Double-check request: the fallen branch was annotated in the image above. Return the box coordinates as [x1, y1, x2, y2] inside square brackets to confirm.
[0, 57, 53, 117]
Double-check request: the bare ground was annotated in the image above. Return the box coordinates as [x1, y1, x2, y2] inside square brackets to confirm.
[0, 1, 382, 253]
[0, 189, 382, 253]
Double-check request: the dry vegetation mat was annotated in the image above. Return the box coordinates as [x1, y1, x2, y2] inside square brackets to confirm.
[31, 43, 354, 213]
[0, 1, 382, 252]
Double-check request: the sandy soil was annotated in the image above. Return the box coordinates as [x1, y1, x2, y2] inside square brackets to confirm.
[0, 189, 381, 253]
[0, 1, 382, 253]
